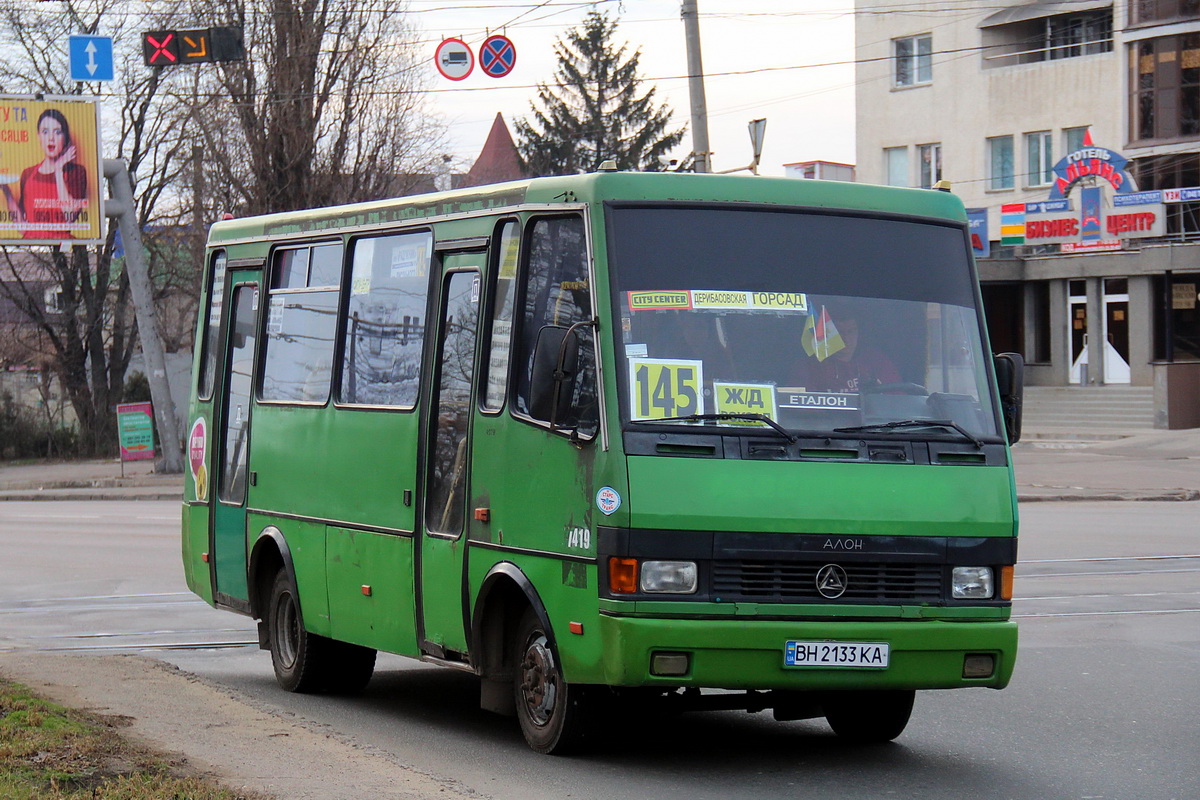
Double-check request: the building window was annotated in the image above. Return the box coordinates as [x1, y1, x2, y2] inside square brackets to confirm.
[884, 146, 909, 186]
[42, 287, 63, 314]
[1154, 272, 1200, 361]
[1064, 126, 1090, 154]
[988, 136, 1015, 190]
[1130, 0, 1200, 27]
[1131, 34, 1200, 144]
[1031, 281, 1052, 364]
[894, 34, 932, 87]
[1131, 153, 1200, 237]
[1047, 14, 1112, 60]
[1025, 131, 1055, 186]
[980, 9, 1112, 67]
[918, 143, 942, 188]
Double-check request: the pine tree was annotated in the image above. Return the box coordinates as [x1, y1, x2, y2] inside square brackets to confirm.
[515, 11, 686, 176]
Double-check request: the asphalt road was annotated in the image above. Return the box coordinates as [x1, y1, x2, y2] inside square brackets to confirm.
[1, 500, 1197, 799]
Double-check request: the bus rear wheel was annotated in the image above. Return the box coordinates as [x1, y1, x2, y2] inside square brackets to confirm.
[267, 569, 376, 694]
[512, 608, 595, 754]
[822, 689, 915, 743]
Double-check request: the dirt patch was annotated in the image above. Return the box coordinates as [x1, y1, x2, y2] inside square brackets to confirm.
[0, 653, 481, 800]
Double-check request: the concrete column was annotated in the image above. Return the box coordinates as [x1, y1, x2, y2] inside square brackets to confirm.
[1022, 283, 1038, 361]
[1086, 277, 1104, 385]
[1048, 279, 1069, 386]
[1128, 275, 1153, 386]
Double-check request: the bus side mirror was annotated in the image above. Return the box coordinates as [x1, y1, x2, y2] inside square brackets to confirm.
[530, 325, 580, 427]
[993, 352, 1024, 444]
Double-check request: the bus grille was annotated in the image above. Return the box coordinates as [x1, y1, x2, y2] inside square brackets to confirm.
[711, 560, 944, 603]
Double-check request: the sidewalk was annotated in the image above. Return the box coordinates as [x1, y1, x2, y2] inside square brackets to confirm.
[0, 457, 183, 501]
[2, 426, 1198, 502]
[1013, 427, 1200, 501]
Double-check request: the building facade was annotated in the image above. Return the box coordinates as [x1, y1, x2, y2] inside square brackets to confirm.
[855, 0, 1200, 425]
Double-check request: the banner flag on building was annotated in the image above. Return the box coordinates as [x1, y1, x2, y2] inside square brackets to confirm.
[967, 208, 990, 257]
[1000, 203, 1026, 245]
[1080, 187, 1103, 241]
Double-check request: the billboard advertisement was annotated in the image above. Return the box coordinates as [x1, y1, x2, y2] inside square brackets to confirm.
[0, 96, 103, 245]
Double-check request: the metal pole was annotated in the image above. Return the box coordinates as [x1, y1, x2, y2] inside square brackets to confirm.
[104, 158, 184, 474]
[681, 0, 711, 173]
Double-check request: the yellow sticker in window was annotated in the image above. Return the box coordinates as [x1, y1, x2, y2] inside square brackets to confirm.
[628, 358, 704, 419]
[713, 382, 779, 421]
[628, 291, 691, 310]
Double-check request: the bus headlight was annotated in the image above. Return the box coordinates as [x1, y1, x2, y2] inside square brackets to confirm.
[639, 561, 698, 594]
[952, 566, 994, 599]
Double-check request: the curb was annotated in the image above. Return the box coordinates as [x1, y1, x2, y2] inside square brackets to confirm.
[1017, 489, 1200, 502]
[0, 490, 182, 502]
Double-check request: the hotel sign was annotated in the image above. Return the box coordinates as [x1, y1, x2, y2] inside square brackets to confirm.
[1048, 145, 1135, 200]
[999, 134, 1170, 250]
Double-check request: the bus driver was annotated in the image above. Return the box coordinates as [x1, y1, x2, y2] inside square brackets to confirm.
[793, 312, 899, 393]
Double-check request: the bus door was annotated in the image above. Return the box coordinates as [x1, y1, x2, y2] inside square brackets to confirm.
[211, 281, 259, 604]
[420, 257, 484, 655]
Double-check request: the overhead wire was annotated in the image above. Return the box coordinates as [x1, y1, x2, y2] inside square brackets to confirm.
[2, 0, 1138, 185]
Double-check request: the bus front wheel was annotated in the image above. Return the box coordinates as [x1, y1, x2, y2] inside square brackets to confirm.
[822, 689, 915, 743]
[512, 608, 595, 754]
[267, 569, 375, 694]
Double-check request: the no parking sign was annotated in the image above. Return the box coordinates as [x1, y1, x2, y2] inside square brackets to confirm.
[479, 34, 516, 78]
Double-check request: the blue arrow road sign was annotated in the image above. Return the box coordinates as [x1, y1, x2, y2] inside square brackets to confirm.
[69, 35, 115, 82]
[479, 35, 516, 78]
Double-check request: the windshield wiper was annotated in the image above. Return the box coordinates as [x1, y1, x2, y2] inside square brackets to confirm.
[834, 419, 984, 449]
[631, 413, 797, 443]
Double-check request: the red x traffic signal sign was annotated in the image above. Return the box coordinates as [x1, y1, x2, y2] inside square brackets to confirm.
[142, 27, 245, 67]
[142, 31, 179, 66]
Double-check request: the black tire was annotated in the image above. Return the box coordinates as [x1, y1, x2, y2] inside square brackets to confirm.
[823, 689, 915, 744]
[326, 639, 377, 695]
[512, 608, 595, 754]
[266, 569, 377, 694]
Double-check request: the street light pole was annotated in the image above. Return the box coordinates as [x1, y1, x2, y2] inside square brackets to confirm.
[104, 159, 184, 474]
[681, 0, 711, 173]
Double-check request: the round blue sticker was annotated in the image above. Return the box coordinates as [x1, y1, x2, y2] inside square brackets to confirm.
[596, 486, 621, 516]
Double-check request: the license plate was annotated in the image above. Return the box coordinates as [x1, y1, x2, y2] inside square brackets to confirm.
[784, 641, 890, 668]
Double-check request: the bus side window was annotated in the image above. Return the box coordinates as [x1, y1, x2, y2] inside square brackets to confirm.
[197, 250, 227, 400]
[339, 231, 432, 408]
[482, 220, 519, 412]
[513, 216, 598, 438]
[260, 243, 343, 404]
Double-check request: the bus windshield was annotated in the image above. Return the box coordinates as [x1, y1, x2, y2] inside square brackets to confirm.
[607, 205, 1001, 440]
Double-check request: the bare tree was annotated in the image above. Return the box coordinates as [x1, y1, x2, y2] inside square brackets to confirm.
[0, 0, 195, 455]
[195, 0, 446, 215]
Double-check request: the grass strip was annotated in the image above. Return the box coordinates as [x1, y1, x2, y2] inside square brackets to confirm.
[0, 676, 267, 800]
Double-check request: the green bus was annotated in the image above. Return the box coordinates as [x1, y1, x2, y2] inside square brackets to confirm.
[181, 171, 1023, 753]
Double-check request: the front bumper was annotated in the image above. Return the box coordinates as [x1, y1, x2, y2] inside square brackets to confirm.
[591, 613, 1017, 691]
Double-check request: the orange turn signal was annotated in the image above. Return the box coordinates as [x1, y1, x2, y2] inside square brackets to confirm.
[609, 557, 639, 594]
[1000, 565, 1014, 601]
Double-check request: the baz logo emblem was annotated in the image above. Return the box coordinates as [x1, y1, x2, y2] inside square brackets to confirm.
[815, 564, 849, 599]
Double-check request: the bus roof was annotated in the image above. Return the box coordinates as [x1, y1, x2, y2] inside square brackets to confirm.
[206, 172, 967, 245]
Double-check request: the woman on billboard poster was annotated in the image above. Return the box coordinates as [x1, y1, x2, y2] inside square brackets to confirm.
[2, 107, 89, 240]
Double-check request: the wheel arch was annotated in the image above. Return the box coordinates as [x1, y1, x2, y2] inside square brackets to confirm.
[471, 561, 555, 682]
[248, 525, 295, 621]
